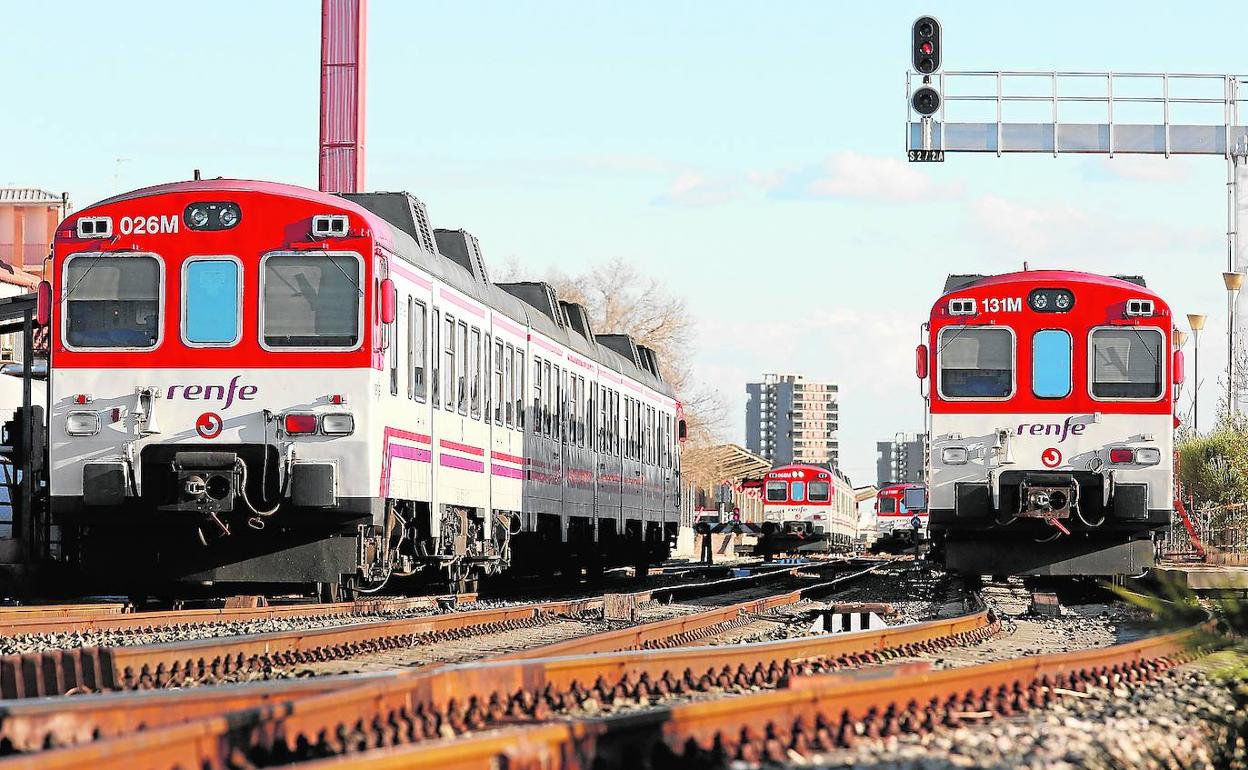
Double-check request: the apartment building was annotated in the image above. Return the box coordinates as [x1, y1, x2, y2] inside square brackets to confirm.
[745, 373, 839, 468]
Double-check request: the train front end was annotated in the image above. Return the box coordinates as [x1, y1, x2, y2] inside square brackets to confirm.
[920, 271, 1177, 576]
[49, 180, 384, 593]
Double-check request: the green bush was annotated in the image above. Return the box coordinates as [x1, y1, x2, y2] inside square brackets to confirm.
[1178, 415, 1248, 519]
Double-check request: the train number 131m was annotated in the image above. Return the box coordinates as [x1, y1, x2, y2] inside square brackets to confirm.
[983, 297, 1022, 313]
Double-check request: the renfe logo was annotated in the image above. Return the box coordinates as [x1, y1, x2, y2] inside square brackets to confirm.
[168, 376, 258, 410]
[1016, 416, 1087, 443]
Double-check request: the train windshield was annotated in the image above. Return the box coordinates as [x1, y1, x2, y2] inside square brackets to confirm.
[64, 254, 161, 349]
[939, 327, 1013, 398]
[1090, 328, 1163, 399]
[262, 253, 362, 349]
[879, 496, 897, 513]
[808, 481, 830, 502]
[765, 481, 787, 502]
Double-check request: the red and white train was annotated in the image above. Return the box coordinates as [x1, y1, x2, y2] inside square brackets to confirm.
[918, 270, 1177, 576]
[45, 179, 683, 596]
[761, 464, 857, 551]
[872, 483, 928, 552]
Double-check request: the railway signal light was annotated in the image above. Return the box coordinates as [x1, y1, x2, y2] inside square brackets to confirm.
[911, 16, 941, 75]
[911, 86, 941, 116]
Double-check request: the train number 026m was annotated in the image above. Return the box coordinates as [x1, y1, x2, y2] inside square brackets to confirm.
[118, 215, 179, 235]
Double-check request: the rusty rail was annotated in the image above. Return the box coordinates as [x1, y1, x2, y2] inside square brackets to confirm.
[0, 595, 476, 638]
[0, 588, 983, 765]
[0, 559, 882, 755]
[272, 623, 1202, 770]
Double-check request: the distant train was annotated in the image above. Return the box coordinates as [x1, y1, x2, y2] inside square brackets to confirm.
[44, 178, 684, 597]
[919, 270, 1176, 576]
[872, 483, 927, 553]
[760, 464, 856, 552]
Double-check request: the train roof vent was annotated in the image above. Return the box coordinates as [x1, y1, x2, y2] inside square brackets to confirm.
[944, 274, 987, 293]
[497, 281, 565, 326]
[596, 334, 641, 368]
[340, 192, 439, 255]
[1112, 274, 1148, 288]
[636, 344, 663, 380]
[434, 229, 490, 285]
[560, 301, 596, 340]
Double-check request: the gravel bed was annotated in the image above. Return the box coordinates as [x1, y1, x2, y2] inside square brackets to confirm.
[796, 657, 1245, 770]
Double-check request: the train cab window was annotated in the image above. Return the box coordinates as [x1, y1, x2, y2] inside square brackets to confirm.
[458, 321, 469, 416]
[261, 253, 361, 349]
[431, 309, 441, 404]
[64, 253, 162, 349]
[791, 481, 806, 501]
[938, 327, 1014, 399]
[809, 481, 830, 502]
[1090, 327, 1164, 399]
[879, 497, 897, 514]
[765, 481, 787, 502]
[494, 339, 505, 424]
[410, 300, 427, 402]
[1032, 330, 1072, 398]
[183, 258, 240, 346]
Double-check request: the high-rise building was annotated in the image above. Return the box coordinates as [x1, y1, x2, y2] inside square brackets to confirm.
[745, 373, 839, 468]
[876, 432, 928, 486]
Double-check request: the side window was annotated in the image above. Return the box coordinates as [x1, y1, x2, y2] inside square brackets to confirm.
[938, 326, 1014, 399]
[469, 327, 481, 419]
[66, 253, 162, 349]
[532, 356, 543, 434]
[494, 339, 504, 424]
[183, 258, 240, 346]
[443, 314, 456, 411]
[543, 361, 553, 436]
[1032, 329, 1072, 398]
[765, 481, 787, 502]
[410, 300, 427, 402]
[458, 320, 469, 415]
[1090, 327, 1164, 399]
[388, 296, 400, 396]
[514, 349, 524, 429]
[431, 308, 441, 405]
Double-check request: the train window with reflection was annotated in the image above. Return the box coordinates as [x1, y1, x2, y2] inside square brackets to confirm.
[808, 481, 830, 502]
[791, 481, 806, 501]
[261, 253, 361, 349]
[183, 258, 240, 346]
[765, 481, 787, 502]
[64, 254, 162, 349]
[938, 327, 1014, 399]
[1032, 329, 1072, 398]
[879, 496, 897, 514]
[1090, 328, 1164, 399]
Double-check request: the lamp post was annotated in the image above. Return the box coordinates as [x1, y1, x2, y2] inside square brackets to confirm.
[1187, 313, 1207, 433]
[1223, 271, 1244, 417]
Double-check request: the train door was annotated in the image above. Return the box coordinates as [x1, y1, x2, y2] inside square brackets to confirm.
[621, 395, 643, 541]
[598, 387, 622, 537]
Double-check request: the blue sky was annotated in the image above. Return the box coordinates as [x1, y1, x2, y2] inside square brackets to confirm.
[3, 2, 1242, 485]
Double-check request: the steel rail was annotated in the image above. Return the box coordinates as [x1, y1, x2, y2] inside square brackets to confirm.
[0, 595, 476, 638]
[275, 623, 1203, 770]
[0, 560, 870, 748]
[0, 566, 979, 766]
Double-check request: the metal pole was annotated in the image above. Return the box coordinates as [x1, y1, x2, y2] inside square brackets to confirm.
[1194, 334, 1200, 432]
[1229, 289, 1236, 418]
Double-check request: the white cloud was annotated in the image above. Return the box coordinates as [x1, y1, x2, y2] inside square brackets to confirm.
[652, 173, 740, 207]
[761, 151, 964, 204]
[1085, 155, 1195, 183]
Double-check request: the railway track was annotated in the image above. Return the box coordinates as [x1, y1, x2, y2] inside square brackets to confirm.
[0, 561, 887, 758]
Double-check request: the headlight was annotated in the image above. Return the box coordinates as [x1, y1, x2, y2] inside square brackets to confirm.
[1135, 447, 1162, 466]
[320, 413, 355, 436]
[66, 411, 101, 436]
[184, 201, 241, 231]
[187, 206, 210, 228]
[941, 446, 968, 465]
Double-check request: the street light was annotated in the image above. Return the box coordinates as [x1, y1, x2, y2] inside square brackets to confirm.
[1187, 313, 1207, 433]
[1223, 271, 1244, 417]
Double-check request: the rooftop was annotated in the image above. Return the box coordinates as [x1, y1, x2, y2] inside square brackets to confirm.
[0, 188, 64, 205]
